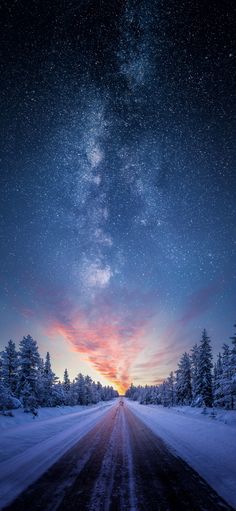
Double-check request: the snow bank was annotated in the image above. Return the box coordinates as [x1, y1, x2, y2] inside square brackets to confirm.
[126, 400, 236, 509]
[0, 400, 116, 508]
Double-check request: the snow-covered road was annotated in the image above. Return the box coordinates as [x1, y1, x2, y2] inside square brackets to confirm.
[0, 401, 115, 508]
[127, 400, 236, 509]
[1, 399, 234, 511]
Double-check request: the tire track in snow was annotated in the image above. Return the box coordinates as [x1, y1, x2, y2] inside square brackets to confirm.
[89, 405, 121, 511]
[121, 406, 138, 511]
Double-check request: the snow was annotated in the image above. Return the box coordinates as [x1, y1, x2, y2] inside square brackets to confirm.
[1, 399, 236, 509]
[126, 399, 236, 509]
[0, 400, 116, 508]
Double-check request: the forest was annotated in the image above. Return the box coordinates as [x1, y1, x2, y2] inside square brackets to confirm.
[0, 334, 118, 414]
[1, 324, 236, 414]
[126, 326, 236, 410]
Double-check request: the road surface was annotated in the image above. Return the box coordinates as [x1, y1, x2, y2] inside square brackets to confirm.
[3, 399, 233, 511]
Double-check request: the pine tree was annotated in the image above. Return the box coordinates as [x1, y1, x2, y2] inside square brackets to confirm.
[1, 340, 19, 394]
[62, 368, 71, 405]
[190, 344, 199, 404]
[75, 373, 86, 405]
[196, 329, 213, 407]
[84, 375, 93, 405]
[125, 324, 236, 410]
[160, 380, 169, 407]
[20, 381, 38, 412]
[230, 323, 236, 409]
[175, 353, 192, 405]
[166, 371, 175, 406]
[213, 353, 223, 407]
[36, 357, 45, 405]
[0, 356, 2, 383]
[149, 385, 161, 405]
[63, 369, 70, 392]
[43, 352, 57, 406]
[52, 381, 65, 406]
[18, 335, 40, 407]
[220, 344, 232, 409]
[91, 381, 99, 404]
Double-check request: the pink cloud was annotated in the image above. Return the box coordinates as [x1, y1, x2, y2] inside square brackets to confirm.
[46, 309, 147, 394]
[132, 281, 224, 380]
[6, 271, 224, 391]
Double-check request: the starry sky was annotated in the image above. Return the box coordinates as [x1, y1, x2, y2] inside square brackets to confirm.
[0, 0, 235, 393]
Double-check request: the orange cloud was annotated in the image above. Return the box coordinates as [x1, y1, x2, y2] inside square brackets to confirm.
[46, 307, 148, 394]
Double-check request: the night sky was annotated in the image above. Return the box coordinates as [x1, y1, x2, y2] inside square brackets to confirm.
[0, 0, 235, 393]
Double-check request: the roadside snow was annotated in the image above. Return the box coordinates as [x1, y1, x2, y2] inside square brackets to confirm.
[0, 400, 116, 508]
[126, 399, 236, 509]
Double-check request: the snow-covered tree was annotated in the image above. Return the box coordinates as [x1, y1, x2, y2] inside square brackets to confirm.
[20, 381, 38, 412]
[159, 381, 169, 407]
[0, 379, 21, 411]
[165, 372, 175, 406]
[0, 340, 19, 394]
[126, 325, 236, 411]
[18, 335, 40, 407]
[230, 323, 236, 409]
[43, 352, 57, 406]
[0, 334, 118, 410]
[195, 329, 213, 407]
[63, 368, 70, 392]
[190, 343, 199, 404]
[35, 357, 45, 405]
[75, 373, 87, 405]
[50, 381, 65, 406]
[213, 353, 223, 407]
[62, 368, 71, 405]
[175, 353, 192, 405]
[0, 383, 10, 410]
[91, 381, 100, 404]
[220, 344, 232, 408]
[84, 375, 93, 405]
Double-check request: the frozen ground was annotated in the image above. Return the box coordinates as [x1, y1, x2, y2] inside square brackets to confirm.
[0, 400, 116, 508]
[127, 399, 236, 509]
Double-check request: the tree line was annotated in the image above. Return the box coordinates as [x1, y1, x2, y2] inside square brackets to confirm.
[0, 334, 118, 413]
[126, 325, 236, 410]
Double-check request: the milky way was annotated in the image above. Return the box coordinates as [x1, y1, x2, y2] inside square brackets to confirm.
[0, 0, 235, 391]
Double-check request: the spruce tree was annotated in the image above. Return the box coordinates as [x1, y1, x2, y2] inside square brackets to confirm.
[43, 352, 57, 406]
[63, 369, 70, 392]
[1, 340, 19, 394]
[230, 323, 236, 409]
[220, 344, 232, 408]
[62, 368, 71, 405]
[18, 335, 40, 407]
[175, 352, 192, 405]
[190, 344, 199, 403]
[166, 371, 175, 406]
[75, 373, 86, 405]
[196, 329, 213, 407]
[213, 353, 223, 407]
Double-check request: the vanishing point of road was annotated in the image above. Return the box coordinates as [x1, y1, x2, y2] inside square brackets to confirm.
[3, 399, 233, 511]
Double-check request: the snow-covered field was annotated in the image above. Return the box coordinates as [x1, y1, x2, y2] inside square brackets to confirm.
[127, 400, 236, 509]
[0, 400, 116, 508]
